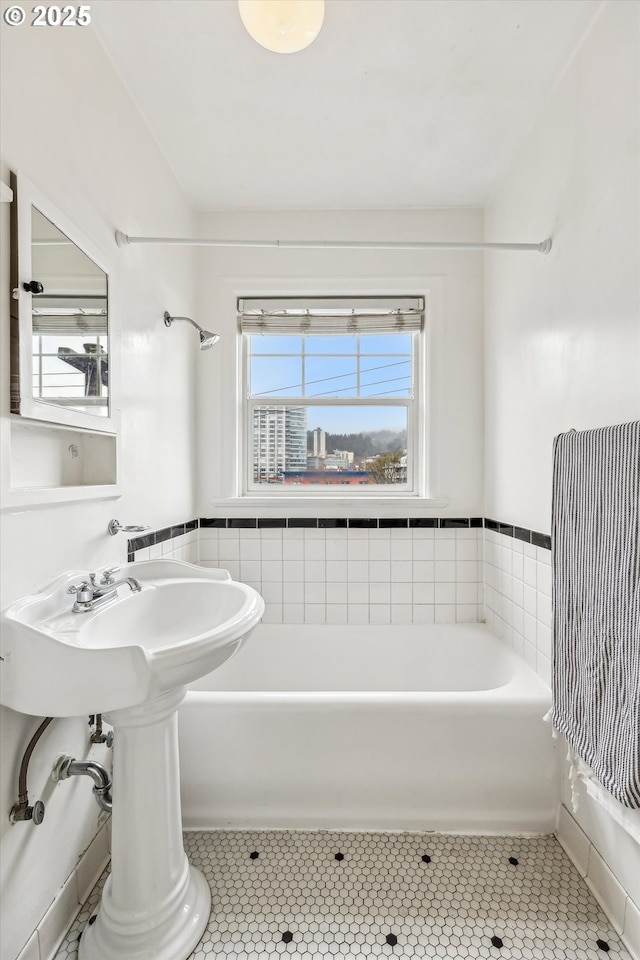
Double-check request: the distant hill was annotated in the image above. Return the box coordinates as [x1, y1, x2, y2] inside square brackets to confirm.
[307, 429, 407, 460]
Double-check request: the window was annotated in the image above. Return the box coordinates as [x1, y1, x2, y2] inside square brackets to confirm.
[31, 303, 108, 410]
[240, 296, 424, 495]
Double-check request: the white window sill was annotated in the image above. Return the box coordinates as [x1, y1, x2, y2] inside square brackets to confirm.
[203, 496, 450, 517]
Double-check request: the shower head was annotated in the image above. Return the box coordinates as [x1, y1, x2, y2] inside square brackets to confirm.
[163, 311, 220, 351]
[199, 329, 220, 350]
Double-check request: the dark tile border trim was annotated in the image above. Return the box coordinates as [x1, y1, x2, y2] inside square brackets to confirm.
[128, 518, 200, 554]
[129, 532, 155, 551]
[128, 515, 551, 556]
[531, 530, 552, 550]
[513, 526, 531, 543]
[485, 519, 551, 551]
[199, 516, 459, 530]
[128, 533, 154, 552]
[197, 516, 549, 546]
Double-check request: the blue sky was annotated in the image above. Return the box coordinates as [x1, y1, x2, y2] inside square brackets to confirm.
[249, 333, 411, 432]
[306, 405, 407, 434]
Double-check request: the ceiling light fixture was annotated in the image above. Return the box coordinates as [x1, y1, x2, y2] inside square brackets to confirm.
[238, 0, 325, 54]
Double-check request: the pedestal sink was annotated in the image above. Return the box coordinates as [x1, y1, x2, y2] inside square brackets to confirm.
[0, 560, 264, 960]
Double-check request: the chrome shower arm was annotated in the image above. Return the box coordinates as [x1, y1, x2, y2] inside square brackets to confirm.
[163, 312, 202, 335]
[163, 311, 220, 350]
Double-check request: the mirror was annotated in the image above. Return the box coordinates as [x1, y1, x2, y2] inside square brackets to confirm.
[10, 173, 115, 432]
[30, 209, 109, 416]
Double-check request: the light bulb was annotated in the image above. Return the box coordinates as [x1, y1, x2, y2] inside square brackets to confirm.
[238, 0, 325, 54]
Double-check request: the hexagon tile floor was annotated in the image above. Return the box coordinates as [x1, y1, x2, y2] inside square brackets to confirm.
[55, 830, 632, 959]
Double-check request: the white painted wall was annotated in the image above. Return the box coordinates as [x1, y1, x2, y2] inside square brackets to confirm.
[484, 0, 640, 940]
[0, 23, 197, 960]
[484, 0, 640, 534]
[1, 1, 635, 956]
[195, 208, 484, 518]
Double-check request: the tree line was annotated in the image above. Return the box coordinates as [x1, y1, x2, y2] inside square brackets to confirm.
[307, 429, 407, 459]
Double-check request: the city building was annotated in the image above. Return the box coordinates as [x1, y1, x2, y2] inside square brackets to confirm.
[283, 470, 370, 486]
[332, 449, 354, 464]
[253, 406, 307, 483]
[311, 427, 326, 457]
[306, 450, 355, 471]
[324, 452, 354, 471]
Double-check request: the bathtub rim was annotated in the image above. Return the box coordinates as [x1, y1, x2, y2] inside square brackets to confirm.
[184, 621, 550, 703]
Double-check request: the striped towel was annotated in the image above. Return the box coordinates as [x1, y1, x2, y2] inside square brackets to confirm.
[551, 421, 640, 808]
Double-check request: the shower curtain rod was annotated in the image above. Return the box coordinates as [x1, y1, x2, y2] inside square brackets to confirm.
[114, 231, 552, 255]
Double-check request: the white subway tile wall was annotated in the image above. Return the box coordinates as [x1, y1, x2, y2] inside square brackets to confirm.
[125, 519, 640, 960]
[28, 821, 111, 960]
[198, 526, 483, 626]
[483, 528, 552, 683]
[130, 528, 199, 564]
[557, 806, 640, 960]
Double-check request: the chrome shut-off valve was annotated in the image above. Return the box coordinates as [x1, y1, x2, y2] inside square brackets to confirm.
[10, 798, 45, 825]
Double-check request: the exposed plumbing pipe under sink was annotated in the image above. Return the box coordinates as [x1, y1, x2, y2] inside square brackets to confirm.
[53, 755, 113, 813]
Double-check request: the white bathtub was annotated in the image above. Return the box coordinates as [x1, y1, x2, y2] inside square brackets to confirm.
[179, 623, 559, 834]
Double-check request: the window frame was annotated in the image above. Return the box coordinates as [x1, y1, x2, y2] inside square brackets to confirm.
[239, 298, 426, 498]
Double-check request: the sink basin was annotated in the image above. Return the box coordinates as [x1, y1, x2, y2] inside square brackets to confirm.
[2, 558, 265, 960]
[0, 559, 265, 717]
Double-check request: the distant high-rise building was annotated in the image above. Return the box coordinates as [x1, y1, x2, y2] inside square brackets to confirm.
[312, 427, 326, 456]
[324, 452, 353, 471]
[332, 449, 354, 464]
[285, 407, 308, 470]
[253, 406, 307, 482]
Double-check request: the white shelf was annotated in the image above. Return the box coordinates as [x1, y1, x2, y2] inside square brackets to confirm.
[2, 483, 121, 510]
[4, 418, 120, 509]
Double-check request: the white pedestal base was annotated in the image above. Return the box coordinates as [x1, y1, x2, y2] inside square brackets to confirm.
[79, 687, 211, 960]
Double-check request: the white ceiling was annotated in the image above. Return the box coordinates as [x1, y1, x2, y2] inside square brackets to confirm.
[93, 0, 602, 211]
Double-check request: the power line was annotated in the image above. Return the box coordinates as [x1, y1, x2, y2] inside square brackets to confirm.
[252, 358, 411, 397]
[366, 387, 411, 397]
[309, 375, 411, 398]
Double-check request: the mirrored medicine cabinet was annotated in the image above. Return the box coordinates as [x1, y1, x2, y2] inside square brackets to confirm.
[10, 172, 115, 433]
[7, 172, 119, 505]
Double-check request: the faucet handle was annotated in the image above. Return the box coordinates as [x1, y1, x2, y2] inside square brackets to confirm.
[100, 567, 120, 585]
[67, 580, 87, 595]
[66, 580, 94, 603]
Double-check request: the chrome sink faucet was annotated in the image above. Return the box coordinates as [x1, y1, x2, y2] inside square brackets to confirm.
[67, 569, 142, 613]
